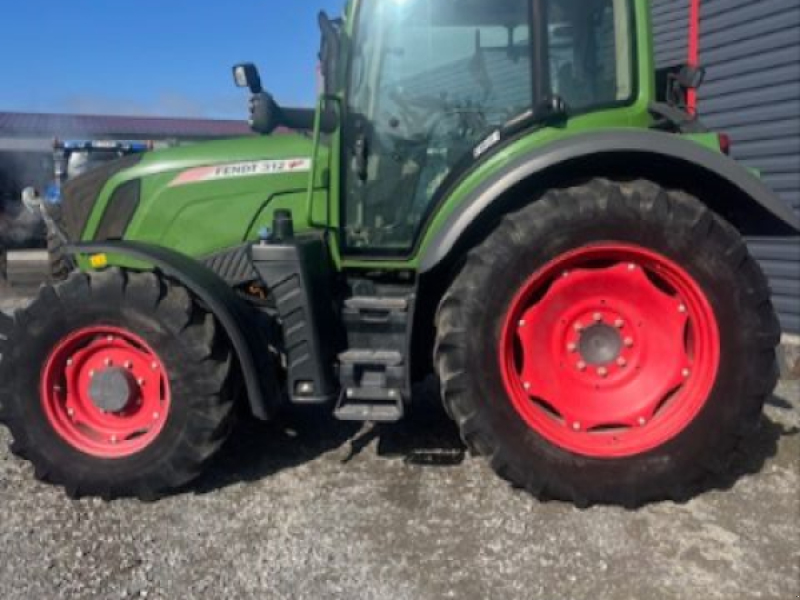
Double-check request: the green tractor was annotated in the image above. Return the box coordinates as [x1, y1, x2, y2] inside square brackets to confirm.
[1, 0, 797, 506]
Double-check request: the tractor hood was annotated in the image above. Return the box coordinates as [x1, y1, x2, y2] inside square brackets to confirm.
[55, 132, 324, 260]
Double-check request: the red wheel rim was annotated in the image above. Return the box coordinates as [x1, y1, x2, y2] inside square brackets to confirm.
[499, 244, 720, 458]
[40, 326, 171, 459]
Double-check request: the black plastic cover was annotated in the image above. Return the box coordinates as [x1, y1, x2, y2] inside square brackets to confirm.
[60, 154, 143, 241]
[94, 179, 141, 241]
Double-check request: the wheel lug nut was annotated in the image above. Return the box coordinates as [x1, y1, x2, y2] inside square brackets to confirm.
[518, 319, 526, 328]
[124, 361, 133, 369]
[617, 358, 627, 367]
[682, 369, 691, 378]
[593, 313, 603, 322]
[598, 367, 608, 378]
[66, 358, 74, 367]
[567, 343, 578, 353]
[137, 378, 145, 386]
[151, 362, 159, 370]
[638, 417, 647, 427]
[67, 407, 75, 417]
[104, 358, 112, 367]
[577, 361, 587, 371]
[110, 435, 118, 444]
[153, 412, 160, 420]
[572, 422, 582, 431]
[574, 323, 584, 332]
[106, 336, 114, 342]
[562, 271, 570, 278]
[679, 304, 687, 314]
[614, 319, 625, 329]
[89, 370, 96, 378]
[523, 382, 531, 391]
[624, 337, 634, 348]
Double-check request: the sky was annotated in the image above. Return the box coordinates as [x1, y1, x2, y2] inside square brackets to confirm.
[0, 0, 343, 120]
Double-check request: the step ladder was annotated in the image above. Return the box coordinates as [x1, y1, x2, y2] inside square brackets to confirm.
[334, 295, 411, 422]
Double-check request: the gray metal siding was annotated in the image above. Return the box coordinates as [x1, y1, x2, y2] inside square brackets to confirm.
[653, 0, 800, 334]
[652, 0, 689, 68]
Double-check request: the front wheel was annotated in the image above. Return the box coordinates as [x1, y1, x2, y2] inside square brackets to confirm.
[0, 268, 236, 500]
[435, 179, 781, 507]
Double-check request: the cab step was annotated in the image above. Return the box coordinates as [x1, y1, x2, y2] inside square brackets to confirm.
[334, 350, 405, 422]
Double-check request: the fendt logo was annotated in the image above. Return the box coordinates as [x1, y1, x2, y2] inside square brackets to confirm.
[170, 158, 312, 186]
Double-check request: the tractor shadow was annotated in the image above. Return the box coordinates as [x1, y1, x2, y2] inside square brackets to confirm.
[192, 378, 466, 494]
[193, 381, 795, 500]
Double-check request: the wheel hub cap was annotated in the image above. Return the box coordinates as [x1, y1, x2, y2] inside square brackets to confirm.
[88, 367, 136, 414]
[500, 244, 720, 458]
[578, 323, 622, 365]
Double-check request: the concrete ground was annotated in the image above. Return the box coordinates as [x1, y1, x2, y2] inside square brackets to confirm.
[1, 287, 798, 600]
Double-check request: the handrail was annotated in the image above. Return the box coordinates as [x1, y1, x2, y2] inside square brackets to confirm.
[306, 94, 342, 229]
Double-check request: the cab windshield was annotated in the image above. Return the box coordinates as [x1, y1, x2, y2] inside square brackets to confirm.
[343, 0, 634, 253]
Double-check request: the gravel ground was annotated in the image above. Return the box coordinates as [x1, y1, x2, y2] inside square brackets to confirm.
[1, 288, 798, 600]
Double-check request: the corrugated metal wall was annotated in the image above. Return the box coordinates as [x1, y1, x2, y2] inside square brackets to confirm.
[652, 0, 800, 334]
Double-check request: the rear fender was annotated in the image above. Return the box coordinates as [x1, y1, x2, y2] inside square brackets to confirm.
[419, 130, 800, 273]
[66, 241, 280, 420]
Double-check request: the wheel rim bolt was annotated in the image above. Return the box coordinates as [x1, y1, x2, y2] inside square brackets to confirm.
[615, 319, 625, 329]
[66, 358, 74, 367]
[153, 412, 160, 420]
[151, 362, 158, 370]
[573, 422, 581, 431]
[617, 358, 627, 367]
[679, 304, 687, 314]
[124, 361, 133, 369]
[107, 336, 114, 342]
[598, 367, 608, 378]
[593, 313, 603, 323]
[523, 382, 531, 391]
[577, 361, 587, 371]
[89, 370, 96, 378]
[683, 369, 691, 378]
[111, 435, 118, 444]
[67, 407, 75, 417]
[574, 323, 583, 332]
[104, 358, 112, 367]
[638, 417, 647, 427]
[137, 378, 145, 386]
[628, 264, 637, 271]
[567, 343, 578, 353]
[624, 337, 634, 348]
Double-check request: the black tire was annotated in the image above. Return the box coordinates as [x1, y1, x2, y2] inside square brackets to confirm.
[47, 229, 72, 281]
[0, 268, 236, 500]
[435, 178, 781, 507]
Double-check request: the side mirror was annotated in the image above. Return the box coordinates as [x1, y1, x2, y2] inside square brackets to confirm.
[232, 63, 263, 94]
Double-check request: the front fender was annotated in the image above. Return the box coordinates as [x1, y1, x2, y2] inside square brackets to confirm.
[419, 130, 800, 273]
[66, 241, 280, 420]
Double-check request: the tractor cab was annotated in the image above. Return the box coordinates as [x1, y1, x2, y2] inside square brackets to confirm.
[236, 0, 636, 256]
[338, 0, 633, 253]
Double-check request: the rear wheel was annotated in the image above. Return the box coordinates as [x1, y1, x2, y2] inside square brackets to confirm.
[435, 179, 781, 507]
[0, 268, 236, 500]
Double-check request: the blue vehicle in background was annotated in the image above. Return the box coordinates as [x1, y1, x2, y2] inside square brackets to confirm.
[41, 139, 151, 206]
[16, 139, 152, 280]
